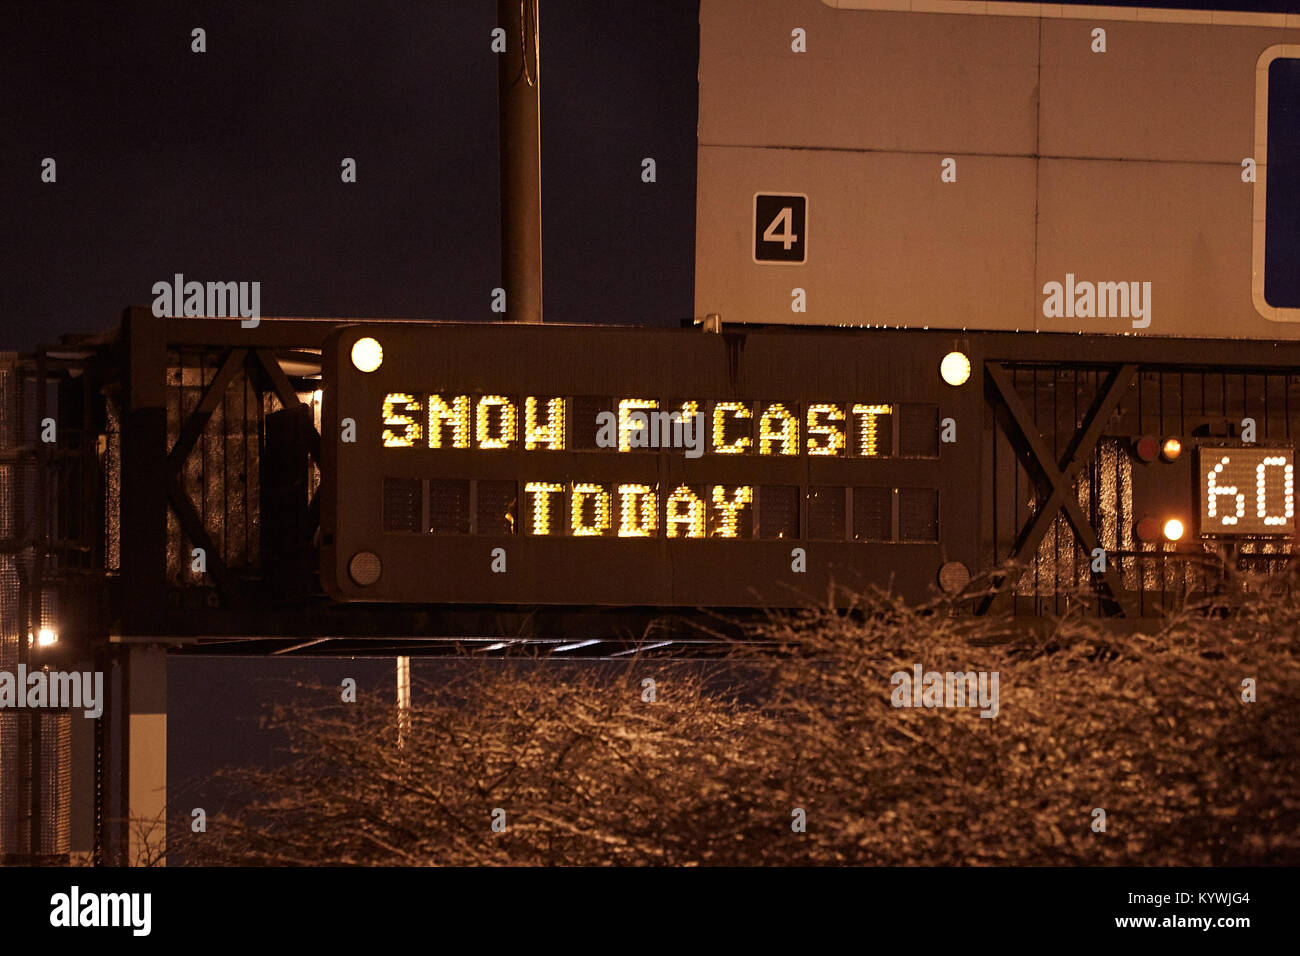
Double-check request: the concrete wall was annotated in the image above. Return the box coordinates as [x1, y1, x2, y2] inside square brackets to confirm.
[696, 0, 1300, 338]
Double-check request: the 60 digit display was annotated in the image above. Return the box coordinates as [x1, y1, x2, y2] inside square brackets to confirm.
[1198, 446, 1295, 536]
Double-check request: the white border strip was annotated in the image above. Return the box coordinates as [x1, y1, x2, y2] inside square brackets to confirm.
[1253, 45, 1300, 323]
[824, 0, 1300, 29]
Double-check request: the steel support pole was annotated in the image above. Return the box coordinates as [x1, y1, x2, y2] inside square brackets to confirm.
[125, 644, 167, 866]
[498, 0, 543, 324]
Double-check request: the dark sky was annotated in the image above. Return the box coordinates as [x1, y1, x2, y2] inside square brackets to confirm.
[1, 1, 700, 352]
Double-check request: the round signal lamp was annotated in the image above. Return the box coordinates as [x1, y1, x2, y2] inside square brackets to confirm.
[937, 561, 971, 594]
[351, 337, 384, 373]
[348, 551, 383, 586]
[939, 351, 971, 387]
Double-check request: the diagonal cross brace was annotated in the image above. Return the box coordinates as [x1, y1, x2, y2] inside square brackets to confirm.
[253, 348, 322, 465]
[163, 347, 251, 608]
[982, 362, 1138, 616]
[162, 347, 320, 611]
[166, 348, 248, 477]
[168, 483, 247, 609]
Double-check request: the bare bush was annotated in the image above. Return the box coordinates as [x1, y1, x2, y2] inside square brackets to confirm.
[175, 581, 1300, 866]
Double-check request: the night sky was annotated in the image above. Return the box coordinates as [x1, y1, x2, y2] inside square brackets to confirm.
[1, 1, 700, 353]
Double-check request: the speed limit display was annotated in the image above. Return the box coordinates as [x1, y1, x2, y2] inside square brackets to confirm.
[753, 193, 807, 264]
[1198, 445, 1295, 536]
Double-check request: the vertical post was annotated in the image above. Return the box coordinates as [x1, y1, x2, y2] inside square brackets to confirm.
[92, 649, 108, 866]
[114, 652, 128, 865]
[120, 309, 168, 638]
[116, 308, 167, 863]
[498, 0, 543, 324]
[126, 644, 167, 866]
[28, 709, 40, 860]
[29, 351, 47, 860]
[70, 665, 96, 865]
[396, 655, 411, 750]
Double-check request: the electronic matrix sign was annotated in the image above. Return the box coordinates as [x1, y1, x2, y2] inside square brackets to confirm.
[320, 324, 978, 607]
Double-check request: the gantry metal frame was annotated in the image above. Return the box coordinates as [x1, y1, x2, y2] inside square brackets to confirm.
[43, 310, 1300, 653]
[9, 310, 1300, 865]
[982, 361, 1139, 617]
